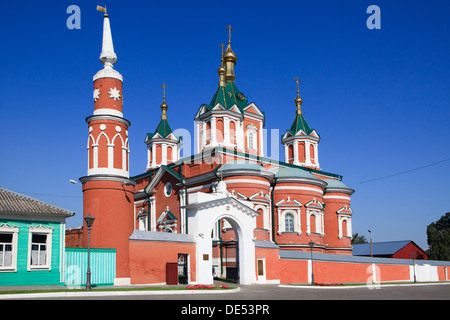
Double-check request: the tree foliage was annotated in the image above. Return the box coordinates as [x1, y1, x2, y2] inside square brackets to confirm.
[351, 233, 368, 244]
[426, 212, 450, 261]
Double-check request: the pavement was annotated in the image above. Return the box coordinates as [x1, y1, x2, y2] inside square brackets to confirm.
[1, 281, 449, 300]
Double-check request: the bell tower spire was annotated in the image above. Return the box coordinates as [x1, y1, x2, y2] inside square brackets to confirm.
[145, 84, 182, 170]
[98, 5, 117, 68]
[80, 7, 136, 285]
[282, 77, 320, 169]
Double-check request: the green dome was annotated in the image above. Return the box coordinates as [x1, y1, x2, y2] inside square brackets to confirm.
[218, 160, 271, 173]
[323, 179, 350, 189]
[268, 166, 318, 180]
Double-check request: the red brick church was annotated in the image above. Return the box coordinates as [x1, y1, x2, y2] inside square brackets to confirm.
[68, 9, 449, 285]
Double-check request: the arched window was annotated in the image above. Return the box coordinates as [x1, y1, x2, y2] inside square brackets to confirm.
[167, 146, 173, 162]
[299, 142, 306, 163]
[206, 121, 211, 141]
[256, 208, 264, 229]
[342, 219, 348, 237]
[310, 144, 315, 164]
[216, 118, 224, 143]
[310, 214, 316, 233]
[288, 144, 294, 163]
[229, 121, 236, 144]
[285, 214, 294, 232]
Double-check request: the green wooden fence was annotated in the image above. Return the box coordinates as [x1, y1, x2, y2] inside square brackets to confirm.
[64, 248, 116, 287]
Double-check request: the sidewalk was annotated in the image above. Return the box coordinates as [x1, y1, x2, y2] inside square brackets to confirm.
[0, 281, 240, 299]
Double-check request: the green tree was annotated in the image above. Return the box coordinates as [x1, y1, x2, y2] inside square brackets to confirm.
[352, 233, 368, 244]
[426, 212, 450, 261]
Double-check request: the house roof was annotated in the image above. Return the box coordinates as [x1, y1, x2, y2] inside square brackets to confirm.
[0, 187, 75, 217]
[352, 240, 417, 256]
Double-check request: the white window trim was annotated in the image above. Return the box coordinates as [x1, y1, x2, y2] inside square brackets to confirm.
[277, 209, 301, 235]
[246, 124, 258, 152]
[164, 182, 173, 198]
[306, 209, 324, 235]
[27, 225, 53, 271]
[338, 215, 352, 239]
[0, 224, 19, 272]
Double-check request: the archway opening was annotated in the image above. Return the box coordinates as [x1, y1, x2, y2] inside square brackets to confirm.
[211, 217, 240, 283]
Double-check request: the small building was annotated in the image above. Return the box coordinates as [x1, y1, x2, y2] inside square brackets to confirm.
[352, 240, 428, 260]
[0, 187, 74, 286]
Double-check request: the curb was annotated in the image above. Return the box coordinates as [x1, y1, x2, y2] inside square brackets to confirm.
[279, 282, 450, 289]
[0, 287, 240, 300]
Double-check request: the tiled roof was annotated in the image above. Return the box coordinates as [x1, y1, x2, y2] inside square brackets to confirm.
[0, 187, 75, 217]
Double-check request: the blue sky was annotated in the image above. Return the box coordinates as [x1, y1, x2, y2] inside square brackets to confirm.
[1, 0, 449, 250]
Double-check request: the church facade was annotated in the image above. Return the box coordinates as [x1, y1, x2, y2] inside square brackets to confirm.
[79, 11, 359, 286]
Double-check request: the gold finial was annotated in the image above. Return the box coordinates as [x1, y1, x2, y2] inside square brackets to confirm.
[294, 77, 303, 114]
[225, 25, 234, 45]
[160, 84, 168, 120]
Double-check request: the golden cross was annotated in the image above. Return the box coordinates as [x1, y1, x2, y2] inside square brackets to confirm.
[161, 84, 167, 101]
[225, 25, 234, 44]
[218, 43, 225, 54]
[218, 43, 225, 62]
[294, 77, 300, 97]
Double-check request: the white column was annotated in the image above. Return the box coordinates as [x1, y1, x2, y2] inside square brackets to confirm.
[314, 143, 319, 168]
[293, 142, 299, 165]
[211, 116, 217, 146]
[150, 197, 156, 231]
[93, 144, 99, 169]
[224, 116, 230, 146]
[202, 122, 207, 149]
[305, 141, 311, 166]
[162, 144, 167, 165]
[239, 121, 244, 150]
[259, 121, 264, 156]
[277, 209, 282, 234]
[107, 144, 114, 169]
[122, 146, 127, 171]
[284, 144, 289, 163]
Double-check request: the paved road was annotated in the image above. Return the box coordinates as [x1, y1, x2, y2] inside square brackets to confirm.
[109, 283, 450, 300]
[7, 282, 448, 300]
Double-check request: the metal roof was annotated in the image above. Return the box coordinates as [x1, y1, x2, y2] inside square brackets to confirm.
[352, 240, 415, 256]
[280, 249, 450, 266]
[0, 187, 75, 217]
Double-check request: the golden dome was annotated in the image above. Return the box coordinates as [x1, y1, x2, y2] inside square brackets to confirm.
[160, 101, 168, 120]
[295, 96, 303, 114]
[223, 45, 237, 63]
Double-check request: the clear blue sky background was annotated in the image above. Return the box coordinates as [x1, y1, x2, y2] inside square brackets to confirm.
[1, 1, 449, 250]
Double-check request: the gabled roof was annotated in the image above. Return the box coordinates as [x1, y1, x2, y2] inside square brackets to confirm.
[0, 187, 74, 217]
[352, 240, 419, 256]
